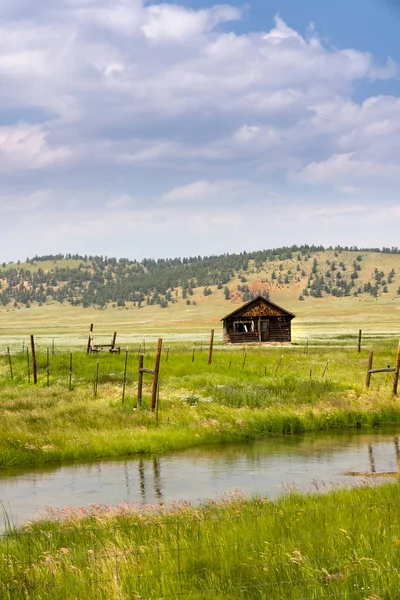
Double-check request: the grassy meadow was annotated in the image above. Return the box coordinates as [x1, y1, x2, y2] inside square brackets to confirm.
[1, 336, 400, 469]
[1, 252, 400, 597]
[2, 482, 400, 599]
[2, 248, 400, 598]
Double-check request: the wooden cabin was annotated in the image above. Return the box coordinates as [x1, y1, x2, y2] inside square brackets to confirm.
[221, 296, 295, 344]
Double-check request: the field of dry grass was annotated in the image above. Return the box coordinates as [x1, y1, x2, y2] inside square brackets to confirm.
[1, 250, 400, 340]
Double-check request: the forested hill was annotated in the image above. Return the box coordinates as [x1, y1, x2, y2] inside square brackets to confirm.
[1, 245, 400, 310]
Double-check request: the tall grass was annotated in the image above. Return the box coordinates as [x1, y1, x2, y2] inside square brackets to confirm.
[1, 338, 400, 467]
[2, 482, 400, 599]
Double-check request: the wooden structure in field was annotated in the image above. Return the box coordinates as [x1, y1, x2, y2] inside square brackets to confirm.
[87, 324, 121, 354]
[221, 296, 295, 344]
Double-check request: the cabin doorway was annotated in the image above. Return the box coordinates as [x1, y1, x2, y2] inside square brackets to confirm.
[260, 319, 270, 342]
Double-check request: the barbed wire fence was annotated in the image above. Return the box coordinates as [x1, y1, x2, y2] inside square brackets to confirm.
[2, 500, 400, 599]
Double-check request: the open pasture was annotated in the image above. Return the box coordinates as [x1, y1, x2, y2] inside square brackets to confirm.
[1, 333, 400, 469]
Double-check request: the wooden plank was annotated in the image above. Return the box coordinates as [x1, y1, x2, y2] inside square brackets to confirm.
[141, 368, 155, 374]
[369, 368, 395, 374]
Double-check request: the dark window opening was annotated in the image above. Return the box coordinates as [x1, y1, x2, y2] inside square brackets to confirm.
[233, 321, 255, 333]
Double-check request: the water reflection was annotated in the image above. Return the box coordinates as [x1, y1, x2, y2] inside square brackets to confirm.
[352, 437, 400, 477]
[1, 428, 400, 530]
[344, 436, 400, 478]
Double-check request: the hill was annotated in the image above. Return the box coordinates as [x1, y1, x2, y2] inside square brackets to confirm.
[1, 246, 400, 336]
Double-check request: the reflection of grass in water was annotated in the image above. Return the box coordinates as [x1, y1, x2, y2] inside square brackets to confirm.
[1, 338, 400, 468]
[3, 483, 400, 599]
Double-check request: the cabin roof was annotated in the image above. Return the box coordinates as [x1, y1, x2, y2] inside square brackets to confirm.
[221, 295, 296, 321]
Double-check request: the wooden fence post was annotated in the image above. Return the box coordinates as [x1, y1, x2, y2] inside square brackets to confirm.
[26, 348, 30, 383]
[242, 348, 247, 370]
[275, 355, 283, 375]
[366, 350, 374, 388]
[208, 329, 214, 366]
[111, 332, 117, 351]
[138, 354, 144, 408]
[358, 330, 362, 353]
[322, 360, 330, 379]
[69, 352, 73, 391]
[151, 339, 163, 412]
[87, 324, 94, 355]
[7, 347, 13, 380]
[122, 347, 128, 404]
[392, 342, 400, 397]
[46, 347, 50, 387]
[30, 335, 37, 385]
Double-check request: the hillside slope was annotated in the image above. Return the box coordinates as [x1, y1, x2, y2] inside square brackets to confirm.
[1, 246, 400, 336]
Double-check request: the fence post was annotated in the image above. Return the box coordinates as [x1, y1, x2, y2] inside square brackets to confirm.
[208, 329, 214, 366]
[358, 329, 362, 353]
[26, 348, 30, 383]
[392, 342, 400, 397]
[122, 347, 129, 404]
[69, 352, 73, 391]
[156, 381, 160, 422]
[322, 360, 330, 379]
[7, 347, 13, 380]
[151, 338, 163, 412]
[46, 347, 50, 387]
[138, 354, 144, 408]
[87, 324, 94, 355]
[30, 335, 37, 385]
[111, 332, 117, 351]
[275, 355, 283, 375]
[366, 350, 374, 388]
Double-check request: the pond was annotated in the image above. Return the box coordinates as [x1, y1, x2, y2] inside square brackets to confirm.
[1, 427, 400, 530]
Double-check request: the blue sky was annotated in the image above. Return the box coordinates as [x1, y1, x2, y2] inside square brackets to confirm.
[1, 0, 400, 262]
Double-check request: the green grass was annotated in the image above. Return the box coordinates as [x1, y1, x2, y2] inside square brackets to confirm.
[1, 338, 400, 468]
[3, 482, 400, 598]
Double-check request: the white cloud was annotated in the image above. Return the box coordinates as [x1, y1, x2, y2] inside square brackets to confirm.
[289, 153, 400, 186]
[0, 2, 400, 257]
[0, 124, 72, 171]
[162, 179, 244, 203]
[143, 4, 242, 43]
[105, 193, 135, 209]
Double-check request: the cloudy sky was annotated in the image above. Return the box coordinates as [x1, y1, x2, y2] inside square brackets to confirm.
[1, 0, 400, 262]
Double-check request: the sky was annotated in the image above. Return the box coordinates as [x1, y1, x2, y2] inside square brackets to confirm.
[1, 0, 400, 262]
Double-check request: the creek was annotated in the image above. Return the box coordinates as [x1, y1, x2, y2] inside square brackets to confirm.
[1, 427, 400, 530]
